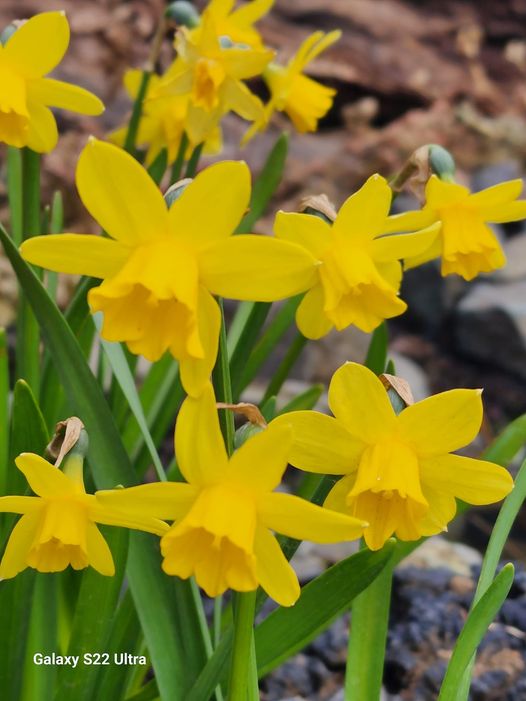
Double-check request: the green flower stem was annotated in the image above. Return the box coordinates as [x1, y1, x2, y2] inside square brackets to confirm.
[0, 329, 8, 496]
[170, 133, 189, 183]
[16, 148, 41, 397]
[185, 142, 204, 178]
[212, 298, 235, 454]
[262, 331, 308, 404]
[7, 147, 23, 244]
[344, 545, 394, 700]
[227, 590, 257, 701]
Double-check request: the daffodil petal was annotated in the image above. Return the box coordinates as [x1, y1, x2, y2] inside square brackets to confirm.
[15, 453, 75, 497]
[274, 211, 331, 258]
[200, 236, 317, 301]
[398, 389, 483, 458]
[76, 139, 169, 245]
[324, 473, 357, 513]
[29, 78, 104, 116]
[230, 0, 274, 24]
[295, 284, 332, 339]
[94, 483, 197, 522]
[221, 78, 264, 119]
[0, 512, 40, 579]
[272, 410, 363, 474]
[86, 522, 115, 576]
[468, 179, 523, 208]
[259, 492, 366, 542]
[222, 48, 274, 80]
[420, 454, 513, 505]
[382, 209, 437, 235]
[0, 496, 41, 514]
[169, 161, 250, 247]
[328, 362, 396, 441]
[228, 423, 292, 491]
[372, 222, 441, 263]
[178, 288, 221, 397]
[4, 11, 69, 78]
[425, 175, 469, 208]
[175, 381, 229, 485]
[253, 525, 300, 606]
[332, 175, 392, 242]
[418, 482, 457, 536]
[25, 101, 58, 153]
[478, 201, 526, 224]
[403, 233, 443, 270]
[20, 234, 130, 278]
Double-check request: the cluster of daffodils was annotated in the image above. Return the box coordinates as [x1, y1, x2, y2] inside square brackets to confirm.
[0, 7, 523, 610]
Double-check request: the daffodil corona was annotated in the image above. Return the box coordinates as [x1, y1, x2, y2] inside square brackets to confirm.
[274, 174, 441, 337]
[386, 175, 526, 280]
[274, 362, 513, 551]
[0, 452, 168, 578]
[0, 12, 103, 152]
[97, 383, 366, 605]
[20, 140, 317, 396]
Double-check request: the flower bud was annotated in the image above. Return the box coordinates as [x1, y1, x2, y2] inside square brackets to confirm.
[0, 21, 21, 45]
[164, 178, 192, 208]
[428, 144, 456, 182]
[298, 194, 337, 224]
[165, 1, 200, 29]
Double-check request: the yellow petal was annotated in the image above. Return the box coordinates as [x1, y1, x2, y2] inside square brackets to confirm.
[175, 381, 229, 485]
[76, 139, 169, 245]
[291, 30, 341, 72]
[221, 78, 264, 120]
[25, 101, 58, 153]
[253, 525, 300, 606]
[15, 453, 76, 497]
[199, 236, 317, 301]
[478, 201, 526, 224]
[94, 483, 197, 522]
[418, 482, 457, 536]
[382, 209, 437, 235]
[4, 11, 69, 78]
[420, 454, 513, 505]
[403, 233, 443, 271]
[332, 175, 392, 243]
[0, 495, 41, 514]
[222, 48, 274, 80]
[123, 68, 146, 99]
[468, 179, 523, 208]
[0, 512, 40, 579]
[85, 522, 115, 576]
[227, 423, 292, 491]
[372, 222, 441, 263]
[259, 492, 366, 542]
[296, 284, 333, 339]
[274, 211, 331, 258]
[272, 410, 363, 474]
[328, 362, 396, 442]
[29, 78, 104, 116]
[398, 389, 483, 458]
[324, 473, 357, 513]
[178, 288, 221, 397]
[20, 234, 129, 278]
[425, 175, 469, 208]
[169, 161, 250, 248]
[230, 0, 274, 25]
[355, 491, 400, 550]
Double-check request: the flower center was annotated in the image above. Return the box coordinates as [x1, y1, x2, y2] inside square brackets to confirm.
[193, 58, 225, 111]
[160, 484, 258, 597]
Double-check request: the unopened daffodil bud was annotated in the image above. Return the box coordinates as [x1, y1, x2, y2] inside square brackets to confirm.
[428, 144, 456, 182]
[298, 193, 337, 224]
[164, 177, 192, 207]
[165, 1, 200, 29]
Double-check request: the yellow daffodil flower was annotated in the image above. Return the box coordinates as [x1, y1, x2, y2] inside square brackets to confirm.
[274, 174, 441, 337]
[202, 0, 274, 48]
[111, 69, 221, 165]
[97, 383, 366, 605]
[0, 11, 103, 152]
[21, 139, 317, 396]
[0, 452, 168, 578]
[386, 175, 526, 280]
[243, 30, 340, 142]
[158, 14, 272, 146]
[273, 362, 513, 551]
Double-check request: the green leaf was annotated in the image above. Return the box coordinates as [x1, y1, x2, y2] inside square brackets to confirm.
[0, 329, 9, 495]
[277, 384, 324, 415]
[94, 314, 165, 482]
[0, 223, 188, 701]
[255, 543, 396, 676]
[236, 133, 288, 234]
[364, 322, 388, 374]
[229, 302, 271, 399]
[482, 413, 526, 466]
[55, 528, 129, 701]
[438, 563, 514, 701]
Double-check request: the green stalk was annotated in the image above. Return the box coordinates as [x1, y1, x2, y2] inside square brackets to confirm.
[0, 329, 8, 495]
[212, 298, 235, 453]
[185, 142, 204, 178]
[262, 332, 308, 403]
[227, 591, 257, 701]
[7, 147, 23, 244]
[170, 133, 189, 183]
[16, 148, 41, 397]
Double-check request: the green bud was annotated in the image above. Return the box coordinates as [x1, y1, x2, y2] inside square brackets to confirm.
[428, 144, 456, 182]
[0, 22, 18, 46]
[234, 421, 266, 450]
[299, 194, 337, 225]
[164, 178, 192, 208]
[165, 1, 200, 28]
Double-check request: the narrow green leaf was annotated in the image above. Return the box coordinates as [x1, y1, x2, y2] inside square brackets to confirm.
[0, 224, 187, 701]
[482, 413, 526, 466]
[229, 302, 271, 399]
[94, 314, 165, 482]
[277, 384, 324, 415]
[236, 133, 288, 233]
[438, 564, 514, 701]
[7, 146, 23, 245]
[255, 543, 396, 676]
[0, 329, 9, 495]
[125, 678, 159, 701]
[262, 332, 308, 403]
[364, 322, 388, 374]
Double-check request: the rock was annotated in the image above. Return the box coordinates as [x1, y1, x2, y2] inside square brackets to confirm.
[453, 280, 526, 380]
[494, 231, 526, 282]
[301, 325, 372, 385]
[398, 535, 482, 577]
